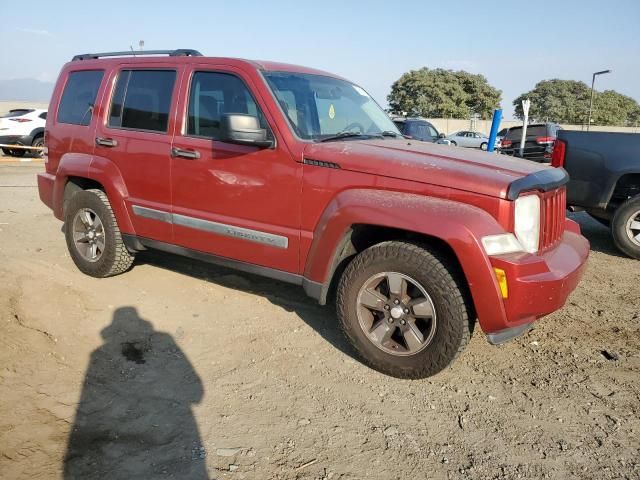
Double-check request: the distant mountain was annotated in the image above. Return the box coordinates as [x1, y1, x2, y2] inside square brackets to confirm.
[0, 78, 54, 102]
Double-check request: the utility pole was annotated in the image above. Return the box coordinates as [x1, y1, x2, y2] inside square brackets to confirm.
[587, 69, 611, 131]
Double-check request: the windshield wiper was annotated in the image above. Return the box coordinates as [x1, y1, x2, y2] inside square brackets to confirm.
[319, 131, 369, 142]
[380, 131, 401, 138]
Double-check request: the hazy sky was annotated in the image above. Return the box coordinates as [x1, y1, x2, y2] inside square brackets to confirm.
[2, 0, 638, 118]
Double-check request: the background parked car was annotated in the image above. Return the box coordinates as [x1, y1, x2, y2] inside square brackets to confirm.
[392, 117, 447, 143]
[0, 108, 47, 157]
[499, 122, 561, 162]
[445, 130, 492, 150]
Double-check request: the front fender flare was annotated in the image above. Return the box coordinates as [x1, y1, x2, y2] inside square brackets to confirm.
[302, 189, 508, 331]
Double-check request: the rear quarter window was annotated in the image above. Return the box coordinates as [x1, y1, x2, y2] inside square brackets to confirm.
[57, 70, 104, 126]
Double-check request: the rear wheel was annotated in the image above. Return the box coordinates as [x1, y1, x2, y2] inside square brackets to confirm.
[611, 195, 640, 259]
[64, 189, 135, 277]
[480, 142, 488, 151]
[31, 136, 44, 158]
[336, 241, 473, 379]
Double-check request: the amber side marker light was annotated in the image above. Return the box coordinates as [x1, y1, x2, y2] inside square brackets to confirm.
[494, 267, 508, 299]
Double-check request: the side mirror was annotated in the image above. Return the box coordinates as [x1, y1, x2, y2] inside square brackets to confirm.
[220, 114, 274, 148]
[438, 133, 446, 139]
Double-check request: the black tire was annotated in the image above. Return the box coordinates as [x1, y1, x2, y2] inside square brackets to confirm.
[336, 241, 473, 379]
[611, 195, 640, 259]
[450, 141, 457, 146]
[4, 148, 25, 157]
[480, 142, 488, 151]
[31, 135, 44, 158]
[64, 189, 135, 277]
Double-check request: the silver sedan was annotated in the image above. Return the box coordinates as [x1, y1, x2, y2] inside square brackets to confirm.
[445, 131, 491, 150]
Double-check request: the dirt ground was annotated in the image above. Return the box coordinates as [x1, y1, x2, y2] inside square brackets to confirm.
[0, 161, 638, 480]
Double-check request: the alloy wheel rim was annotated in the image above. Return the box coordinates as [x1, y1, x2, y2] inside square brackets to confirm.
[356, 272, 437, 356]
[626, 209, 640, 246]
[72, 208, 105, 262]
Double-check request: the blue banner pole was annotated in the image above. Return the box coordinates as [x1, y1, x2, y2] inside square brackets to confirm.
[487, 109, 502, 153]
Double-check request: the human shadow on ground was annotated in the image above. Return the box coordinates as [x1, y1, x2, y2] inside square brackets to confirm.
[135, 250, 358, 362]
[64, 307, 208, 480]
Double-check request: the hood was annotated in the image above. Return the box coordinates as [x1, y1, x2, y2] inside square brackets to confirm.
[303, 138, 551, 199]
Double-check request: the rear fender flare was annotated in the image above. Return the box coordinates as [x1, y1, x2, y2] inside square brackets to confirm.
[53, 153, 134, 233]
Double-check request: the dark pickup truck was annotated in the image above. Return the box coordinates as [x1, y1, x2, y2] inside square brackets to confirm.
[553, 130, 640, 258]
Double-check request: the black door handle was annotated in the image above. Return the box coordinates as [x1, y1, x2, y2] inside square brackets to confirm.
[171, 147, 200, 160]
[95, 137, 118, 147]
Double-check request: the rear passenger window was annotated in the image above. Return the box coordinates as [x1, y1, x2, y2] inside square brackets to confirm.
[109, 70, 176, 132]
[186, 71, 267, 139]
[57, 70, 104, 126]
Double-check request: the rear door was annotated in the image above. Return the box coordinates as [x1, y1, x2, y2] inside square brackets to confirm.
[94, 64, 183, 242]
[169, 65, 301, 273]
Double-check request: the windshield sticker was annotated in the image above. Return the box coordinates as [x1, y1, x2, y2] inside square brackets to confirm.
[353, 85, 369, 97]
[329, 104, 336, 120]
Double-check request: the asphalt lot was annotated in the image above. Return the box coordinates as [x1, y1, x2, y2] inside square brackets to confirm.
[0, 161, 638, 480]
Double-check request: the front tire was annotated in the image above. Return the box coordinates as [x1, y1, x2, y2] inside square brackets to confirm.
[450, 141, 457, 147]
[611, 195, 640, 259]
[64, 189, 135, 277]
[336, 241, 473, 379]
[3, 148, 25, 157]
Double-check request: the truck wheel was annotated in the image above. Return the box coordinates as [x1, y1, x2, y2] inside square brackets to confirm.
[336, 241, 473, 379]
[611, 195, 640, 259]
[64, 189, 135, 277]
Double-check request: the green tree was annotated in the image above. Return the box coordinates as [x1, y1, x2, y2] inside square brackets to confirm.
[513, 79, 640, 126]
[388, 68, 501, 120]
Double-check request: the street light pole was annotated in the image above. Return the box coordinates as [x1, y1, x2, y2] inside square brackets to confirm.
[587, 69, 611, 131]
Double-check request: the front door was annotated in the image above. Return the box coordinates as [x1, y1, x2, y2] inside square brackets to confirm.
[94, 64, 182, 242]
[170, 66, 301, 273]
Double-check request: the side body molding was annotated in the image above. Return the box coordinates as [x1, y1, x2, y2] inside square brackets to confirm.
[302, 189, 508, 332]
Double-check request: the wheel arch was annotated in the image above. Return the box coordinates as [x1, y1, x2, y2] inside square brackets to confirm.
[302, 189, 508, 331]
[54, 154, 135, 234]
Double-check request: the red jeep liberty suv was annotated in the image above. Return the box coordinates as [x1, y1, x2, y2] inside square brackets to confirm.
[37, 49, 589, 378]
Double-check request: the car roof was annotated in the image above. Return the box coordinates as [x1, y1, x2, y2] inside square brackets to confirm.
[65, 55, 346, 80]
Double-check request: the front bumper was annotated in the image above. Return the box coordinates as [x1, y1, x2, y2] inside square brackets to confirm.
[485, 220, 589, 339]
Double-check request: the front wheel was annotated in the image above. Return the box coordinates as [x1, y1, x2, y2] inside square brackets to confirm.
[450, 141, 457, 147]
[611, 195, 640, 259]
[64, 189, 135, 277]
[2, 148, 25, 157]
[336, 241, 473, 379]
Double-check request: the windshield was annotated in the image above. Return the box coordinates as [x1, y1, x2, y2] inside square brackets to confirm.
[263, 72, 400, 141]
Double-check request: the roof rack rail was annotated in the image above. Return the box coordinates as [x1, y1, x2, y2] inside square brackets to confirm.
[71, 49, 203, 61]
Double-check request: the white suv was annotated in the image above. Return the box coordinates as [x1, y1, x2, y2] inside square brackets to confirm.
[0, 108, 47, 157]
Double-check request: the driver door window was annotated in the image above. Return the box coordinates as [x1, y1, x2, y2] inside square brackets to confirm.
[186, 71, 269, 140]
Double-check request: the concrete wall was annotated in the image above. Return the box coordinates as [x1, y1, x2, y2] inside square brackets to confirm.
[425, 118, 640, 136]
